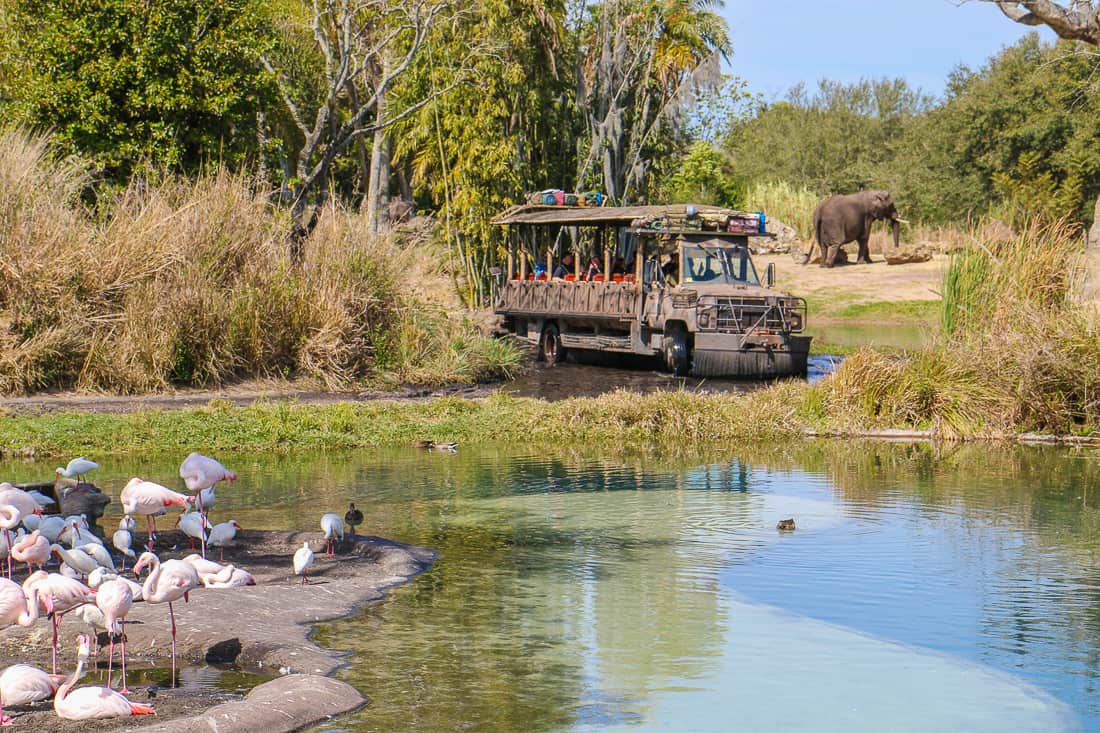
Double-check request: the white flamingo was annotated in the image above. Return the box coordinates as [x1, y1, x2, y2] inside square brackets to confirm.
[179, 453, 237, 558]
[321, 513, 344, 557]
[119, 478, 192, 553]
[293, 542, 314, 585]
[132, 552, 201, 687]
[181, 554, 255, 588]
[53, 634, 155, 720]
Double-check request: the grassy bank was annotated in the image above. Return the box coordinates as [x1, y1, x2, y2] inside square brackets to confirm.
[0, 129, 519, 395]
[0, 386, 815, 458]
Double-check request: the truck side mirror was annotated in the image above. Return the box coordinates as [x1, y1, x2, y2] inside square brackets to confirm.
[765, 262, 775, 288]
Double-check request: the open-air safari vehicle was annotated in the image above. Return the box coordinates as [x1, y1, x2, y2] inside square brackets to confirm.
[492, 203, 810, 378]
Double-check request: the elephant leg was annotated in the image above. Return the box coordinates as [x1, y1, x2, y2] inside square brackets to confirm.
[823, 244, 839, 268]
[856, 235, 871, 264]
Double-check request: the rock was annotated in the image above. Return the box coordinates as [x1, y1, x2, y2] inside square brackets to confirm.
[136, 674, 366, 733]
[57, 481, 110, 521]
[205, 637, 243, 664]
[803, 246, 849, 266]
[884, 245, 933, 265]
[748, 217, 801, 254]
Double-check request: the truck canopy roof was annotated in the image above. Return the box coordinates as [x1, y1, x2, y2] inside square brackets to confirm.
[491, 203, 760, 229]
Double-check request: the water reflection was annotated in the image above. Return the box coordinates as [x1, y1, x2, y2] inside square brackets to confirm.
[2, 442, 1097, 731]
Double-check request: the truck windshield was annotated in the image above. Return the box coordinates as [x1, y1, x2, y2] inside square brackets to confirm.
[681, 245, 760, 285]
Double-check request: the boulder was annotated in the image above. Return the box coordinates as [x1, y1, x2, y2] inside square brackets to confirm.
[748, 217, 801, 254]
[884, 245, 933, 266]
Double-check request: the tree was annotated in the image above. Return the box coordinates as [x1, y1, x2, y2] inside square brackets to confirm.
[660, 141, 744, 207]
[572, 0, 730, 204]
[981, 1, 1100, 44]
[262, 0, 472, 247]
[3, 0, 273, 181]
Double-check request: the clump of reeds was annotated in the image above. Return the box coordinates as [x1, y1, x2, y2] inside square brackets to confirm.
[820, 217, 1100, 437]
[744, 180, 818, 240]
[0, 128, 518, 395]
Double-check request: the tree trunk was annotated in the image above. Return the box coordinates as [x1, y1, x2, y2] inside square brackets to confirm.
[366, 79, 389, 236]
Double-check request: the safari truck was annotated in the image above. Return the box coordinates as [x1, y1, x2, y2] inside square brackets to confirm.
[492, 203, 811, 378]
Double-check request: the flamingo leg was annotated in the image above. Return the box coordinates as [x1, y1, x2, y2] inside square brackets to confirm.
[219, 547, 224, 562]
[120, 619, 129, 694]
[107, 633, 115, 688]
[146, 516, 156, 553]
[4, 529, 10, 578]
[198, 493, 207, 559]
[169, 601, 177, 688]
[51, 614, 59, 674]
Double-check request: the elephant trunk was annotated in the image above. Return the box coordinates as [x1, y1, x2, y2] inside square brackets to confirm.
[891, 218, 900, 249]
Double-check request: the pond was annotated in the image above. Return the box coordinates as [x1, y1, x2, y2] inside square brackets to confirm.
[3, 442, 1098, 732]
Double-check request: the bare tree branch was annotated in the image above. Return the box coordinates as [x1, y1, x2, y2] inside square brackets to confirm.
[970, 1, 1100, 44]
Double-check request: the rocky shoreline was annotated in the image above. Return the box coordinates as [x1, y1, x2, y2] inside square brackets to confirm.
[0, 529, 435, 731]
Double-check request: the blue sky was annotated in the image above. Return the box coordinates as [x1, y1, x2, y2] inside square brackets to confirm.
[725, 1, 1055, 100]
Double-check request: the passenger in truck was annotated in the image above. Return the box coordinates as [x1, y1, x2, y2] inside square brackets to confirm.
[552, 253, 574, 279]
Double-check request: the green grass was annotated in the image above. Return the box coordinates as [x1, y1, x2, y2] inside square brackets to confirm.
[828, 300, 940, 323]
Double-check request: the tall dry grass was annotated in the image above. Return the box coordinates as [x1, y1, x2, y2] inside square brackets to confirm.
[745, 180, 818, 240]
[819, 218, 1100, 437]
[0, 129, 517, 395]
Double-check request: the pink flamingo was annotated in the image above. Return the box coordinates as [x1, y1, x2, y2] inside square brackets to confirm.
[119, 478, 192, 553]
[181, 554, 256, 588]
[95, 579, 133, 693]
[0, 505, 22, 578]
[179, 453, 237, 558]
[0, 577, 48, 725]
[0, 663, 66, 711]
[54, 634, 155, 720]
[10, 530, 49, 575]
[22, 571, 95, 674]
[132, 552, 201, 687]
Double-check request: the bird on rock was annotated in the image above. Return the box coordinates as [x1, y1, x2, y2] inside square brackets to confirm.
[321, 513, 344, 557]
[55, 457, 99, 481]
[344, 503, 363, 538]
[293, 542, 314, 585]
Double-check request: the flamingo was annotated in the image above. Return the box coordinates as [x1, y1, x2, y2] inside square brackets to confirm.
[0, 663, 65, 709]
[0, 487, 42, 520]
[0, 576, 48, 720]
[54, 634, 155, 720]
[181, 554, 256, 588]
[180, 453, 237, 558]
[10, 530, 49, 574]
[23, 571, 95, 674]
[344, 503, 364, 537]
[132, 552, 201, 687]
[55, 457, 99, 481]
[0, 505, 22, 578]
[293, 542, 314, 585]
[206, 520, 241, 561]
[95, 579, 133, 693]
[321, 513, 344, 557]
[119, 478, 192, 553]
[112, 525, 135, 571]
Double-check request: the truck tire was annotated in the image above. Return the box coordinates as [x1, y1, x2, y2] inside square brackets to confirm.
[539, 323, 566, 364]
[663, 329, 690, 376]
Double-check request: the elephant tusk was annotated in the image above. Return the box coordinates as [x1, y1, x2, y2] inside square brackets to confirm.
[895, 218, 910, 225]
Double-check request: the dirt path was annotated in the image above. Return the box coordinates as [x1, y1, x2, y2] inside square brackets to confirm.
[0, 529, 435, 731]
[757, 252, 946, 309]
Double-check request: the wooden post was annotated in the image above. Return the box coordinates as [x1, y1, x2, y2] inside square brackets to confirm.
[635, 246, 644, 292]
[574, 250, 580, 279]
[603, 226, 612, 283]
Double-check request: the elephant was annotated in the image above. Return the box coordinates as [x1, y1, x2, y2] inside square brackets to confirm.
[809, 190, 906, 267]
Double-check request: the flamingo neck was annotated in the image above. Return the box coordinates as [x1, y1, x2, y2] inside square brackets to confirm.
[56, 655, 86, 703]
[18, 588, 40, 626]
[141, 556, 162, 599]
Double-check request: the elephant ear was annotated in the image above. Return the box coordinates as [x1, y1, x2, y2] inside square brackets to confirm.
[872, 190, 891, 216]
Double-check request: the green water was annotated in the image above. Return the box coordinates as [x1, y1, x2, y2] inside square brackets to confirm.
[3, 442, 1099, 731]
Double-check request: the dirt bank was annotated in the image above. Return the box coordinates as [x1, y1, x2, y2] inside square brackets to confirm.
[0, 529, 435, 731]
